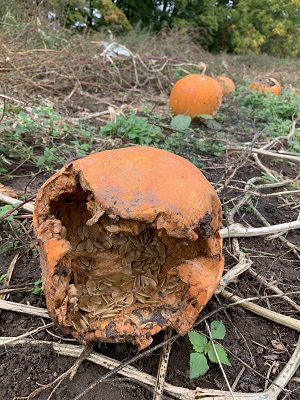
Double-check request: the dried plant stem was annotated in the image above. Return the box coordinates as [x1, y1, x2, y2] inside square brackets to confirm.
[219, 219, 300, 239]
[0, 299, 49, 318]
[220, 290, 300, 331]
[153, 329, 175, 400]
[247, 268, 300, 313]
[0, 193, 35, 215]
[205, 321, 235, 398]
[0, 254, 19, 301]
[0, 323, 54, 347]
[252, 153, 279, 181]
[231, 147, 300, 164]
[250, 203, 300, 257]
[0, 286, 32, 295]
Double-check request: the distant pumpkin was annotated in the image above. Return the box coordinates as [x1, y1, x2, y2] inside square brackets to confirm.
[33, 147, 224, 349]
[250, 78, 281, 96]
[170, 62, 223, 119]
[216, 76, 235, 95]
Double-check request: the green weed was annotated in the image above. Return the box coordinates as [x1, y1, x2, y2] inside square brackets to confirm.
[100, 112, 164, 146]
[0, 205, 18, 222]
[32, 278, 43, 296]
[0, 101, 95, 173]
[188, 321, 231, 379]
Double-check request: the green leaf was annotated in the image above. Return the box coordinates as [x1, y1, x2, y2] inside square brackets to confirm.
[210, 320, 226, 340]
[190, 352, 209, 379]
[0, 274, 7, 283]
[204, 119, 222, 130]
[188, 330, 208, 353]
[170, 115, 191, 131]
[196, 114, 213, 120]
[207, 343, 231, 366]
[0, 205, 18, 222]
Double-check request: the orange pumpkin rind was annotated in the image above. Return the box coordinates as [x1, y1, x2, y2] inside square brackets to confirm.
[170, 62, 223, 119]
[249, 78, 281, 96]
[33, 147, 224, 349]
[216, 76, 235, 95]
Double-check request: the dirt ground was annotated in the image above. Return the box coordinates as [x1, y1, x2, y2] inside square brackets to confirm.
[1, 144, 299, 399]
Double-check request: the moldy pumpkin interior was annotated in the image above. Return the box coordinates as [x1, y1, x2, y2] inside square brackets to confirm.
[33, 147, 224, 349]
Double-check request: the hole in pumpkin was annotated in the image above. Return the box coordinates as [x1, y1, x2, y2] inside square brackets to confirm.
[47, 187, 213, 340]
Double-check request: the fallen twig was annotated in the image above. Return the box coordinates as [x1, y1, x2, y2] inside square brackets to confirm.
[247, 268, 300, 313]
[0, 299, 49, 318]
[219, 220, 300, 238]
[0, 193, 35, 217]
[220, 290, 300, 331]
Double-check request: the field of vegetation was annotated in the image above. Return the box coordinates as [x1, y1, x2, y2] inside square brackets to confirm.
[0, 3, 299, 400]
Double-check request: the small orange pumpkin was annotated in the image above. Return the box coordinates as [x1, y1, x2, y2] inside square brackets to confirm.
[216, 76, 235, 95]
[33, 147, 224, 349]
[250, 78, 281, 96]
[170, 62, 223, 119]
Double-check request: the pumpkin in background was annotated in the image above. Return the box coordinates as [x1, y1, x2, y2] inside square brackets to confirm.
[170, 62, 223, 119]
[216, 75, 235, 95]
[33, 146, 224, 349]
[250, 78, 281, 96]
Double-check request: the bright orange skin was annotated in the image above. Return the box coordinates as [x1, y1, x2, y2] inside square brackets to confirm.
[170, 74, 223, 118]
[33, 147, 224, 349]
[216, 76, 235, 95]
[250, 78, 281, 96]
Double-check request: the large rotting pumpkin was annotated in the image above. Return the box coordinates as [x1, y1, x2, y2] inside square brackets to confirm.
[33, 146, 224, 349]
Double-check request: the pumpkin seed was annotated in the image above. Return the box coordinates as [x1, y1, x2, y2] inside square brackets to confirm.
[105, 224, 120, 233]
[79, 318, 88, 331]
[124, 293, 135, 306]
[120, 280, 134, 291]
[163, 281, 178, 289]
[101, 295, 114, 304]
[112, 236, 127, 245]
[92, 304, 107, 315]
[102, 237, 113, 249]
[80, 256, 90, 267]
[86, 238, 94, 253]
[76, 241, 86, 252]
[125, 250, 136, 262]
[83, 225, 90, 238]
[101, 310, 121, 318]
[142, 275, 157, 288]
[78, 296, 93, 312]
[134, 275, 141, 287]
[145, 246, 159, 258]
[77, 227, 85, 241]
[89, 297, 103, 306]
[86, 279, 99, 295]
[139, 228, 152, 247]
[134, 293, 147, 303]
[61, 226, 67, 239]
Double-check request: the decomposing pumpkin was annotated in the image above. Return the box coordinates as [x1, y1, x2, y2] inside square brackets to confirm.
[216, 75, 235, 95]
[33, 146, 224, 349]
[169, 62, 223, 119]
[249, 78, 281, 96]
